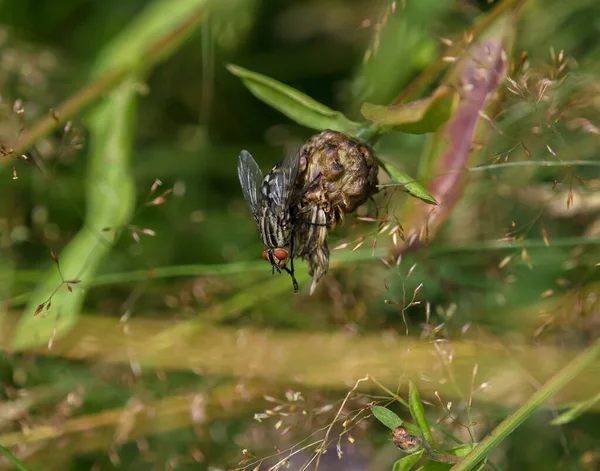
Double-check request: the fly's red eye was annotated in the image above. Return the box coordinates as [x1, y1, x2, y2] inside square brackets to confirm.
[273, 249, 289, 262]
[262, 250, 269, 261]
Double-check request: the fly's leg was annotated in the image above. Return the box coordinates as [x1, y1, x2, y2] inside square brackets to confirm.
[286, 234, 299, 294]
[267, 251, 282, 275]
[282, 266, 299, 293]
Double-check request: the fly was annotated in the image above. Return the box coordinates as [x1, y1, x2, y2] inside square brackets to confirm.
[237, 149, 300, 293]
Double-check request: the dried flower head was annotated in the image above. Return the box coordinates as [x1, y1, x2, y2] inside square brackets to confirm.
[293, 130, 379, 293]
[296, 130, 379, 226]
[391, 426, 423, 453]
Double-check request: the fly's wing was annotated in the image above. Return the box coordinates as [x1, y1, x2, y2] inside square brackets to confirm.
[269, 148, 301, 213]
[238, 150, 264, 225]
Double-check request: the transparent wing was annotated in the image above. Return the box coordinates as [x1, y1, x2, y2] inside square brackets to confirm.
[238, 150, 264, 224]
[270, 148, 301, 211]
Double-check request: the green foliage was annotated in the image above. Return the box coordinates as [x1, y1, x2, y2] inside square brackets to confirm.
[416, 444, 485, 471]
[11, 76, 138, 349]
[372, 405, 403, 429]
[0, 0, 599, 470]
[551, 392, 600, 425]
[0, 445, 33, 471]
[392, 449, 425, 471]
[227, 63, 361, 134]
[361, 87, 457, 134]
[380, 163, 439, 205]
[408, 382, 436, 449]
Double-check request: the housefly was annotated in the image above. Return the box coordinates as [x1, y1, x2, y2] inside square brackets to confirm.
[237, 149, 300, 293]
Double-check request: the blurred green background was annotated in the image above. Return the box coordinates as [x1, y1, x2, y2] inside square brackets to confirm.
[0, 0, 599, 470]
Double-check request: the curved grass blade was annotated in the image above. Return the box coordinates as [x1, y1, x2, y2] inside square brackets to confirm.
[551, 391, 600, 425]
[0, 444, 33, 471]
[227, 63, 361, 134]
[408, 381, 436, 447]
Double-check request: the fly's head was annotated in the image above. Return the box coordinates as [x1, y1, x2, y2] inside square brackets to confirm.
[262, 247, 290, 268]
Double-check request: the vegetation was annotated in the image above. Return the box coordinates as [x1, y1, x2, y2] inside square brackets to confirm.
[0, 0, 599, 470]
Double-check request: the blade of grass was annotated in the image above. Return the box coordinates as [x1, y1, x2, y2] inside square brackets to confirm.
[450, 338, 600, 471]
[550, 391, 600, 425]
[408, 381, 436, 447]
[8, 236, 600, 307]
[0, 444, 33, 471]
[467, 159, 600, 171]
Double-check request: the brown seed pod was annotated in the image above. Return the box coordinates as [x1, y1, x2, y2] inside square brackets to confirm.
[391, 426, 423, 453]
[296, 129, 379, 227]
[293, 130, 379, 293]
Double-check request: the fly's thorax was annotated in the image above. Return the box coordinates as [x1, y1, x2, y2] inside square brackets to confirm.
[258, 206, 293, 249]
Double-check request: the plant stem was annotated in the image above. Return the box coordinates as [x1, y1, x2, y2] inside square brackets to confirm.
[450, 338, 600, 471]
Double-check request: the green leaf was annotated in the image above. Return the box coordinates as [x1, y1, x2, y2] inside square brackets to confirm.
[362, 86, 457, 134]
[393, 450, 425, 471]
[227, 64, 361, 134]
[0, 445, 34, 471]
[381, 163, 439, 206]
[408, 382, 436, 446]
[372, 405, 403, 430]
[551, 391, 600, 425]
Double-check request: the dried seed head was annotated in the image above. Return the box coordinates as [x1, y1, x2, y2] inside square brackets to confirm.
[290, 130, 379, 294]
[297, 129, 379, 225]
[391, 426, 423, 453]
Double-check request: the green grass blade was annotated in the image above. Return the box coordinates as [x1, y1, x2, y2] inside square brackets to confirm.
[380, 163, 439, 206]
[450, 338, 600, 471]
[0, 445, 33, 471]
[408, 381, 437, 448]
[550, 391, 600, 425]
